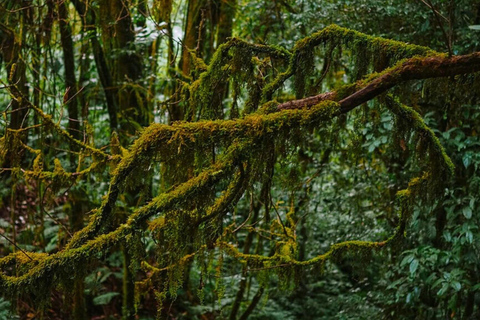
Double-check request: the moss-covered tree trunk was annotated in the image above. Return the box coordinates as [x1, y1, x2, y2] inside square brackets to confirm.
[58, 1, 86, 318]
[210, 0, 237, 120]
[0, 3, 29, 158]
[70, 0, 119, 130]
[99, 0, 146, 137]
[0, 3, 29, 275]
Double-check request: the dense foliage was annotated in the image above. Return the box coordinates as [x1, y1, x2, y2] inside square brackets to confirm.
[1, 0, 479, 319]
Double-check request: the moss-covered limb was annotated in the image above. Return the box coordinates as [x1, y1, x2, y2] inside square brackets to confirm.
[338, 52, 480, 113]
[0, 145, 243, 295]
[22, 159, 102, 183]
[185, 23, 438, 117]
[385, 96, 454, 197]
[66, 140, 243, 250]
[0, 225, 124, 297]
[277, 91, 337, 110]
[189, 50, 208, 73]
[385, 96, 453, 172]
[147, 163, 245, 234]
[0, 118, 441, 302]
[188, 37, 291, 120]
[5, 124, 44, 133]
[0, 251, 47, 269]
[193, 23, 431, 107]
[1, 141, 251, 301]
[196, 164, 249, 226]
[219, 220, 390, 271]
[142, 100, 339, 152]
[66, 101, 339, 249]
[140, 249, 201, 277]
[276, 51, 480, 114]
[218, 238, 385, 270]
[6, 86, 113, 161]
[216, 171, 432, 274]
[263, 24, 439, 103]
[135, 248, 204, 312]
[295, 24, 438, 59]
[0, 97, 340, 296]
[262, 67, 295, 103]
[225, 37, 291, 60]
[8, 132, 106, 186]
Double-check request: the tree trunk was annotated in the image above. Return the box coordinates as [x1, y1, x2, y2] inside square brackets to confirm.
[99, 0, 146, 136]
[58, 2, 86, 318]
[70, 0, 119, 130]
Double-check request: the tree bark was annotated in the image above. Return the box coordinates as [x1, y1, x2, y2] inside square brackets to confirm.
[70, 0, 119, 130]
[58, 2, 86, 319]
[277, 52, 480, 114]
[99, 0, 146, 135]
[58, 0, 81, 144]
[238, 287, 264, 320]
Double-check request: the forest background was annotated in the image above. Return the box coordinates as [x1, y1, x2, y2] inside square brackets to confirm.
[1, 0, 480, 319]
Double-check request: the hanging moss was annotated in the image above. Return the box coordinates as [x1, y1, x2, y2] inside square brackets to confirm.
[294, 48, 315, 98]
[385, 95, 454, 199]
[0, 99, 341, 304]
[187, 37, 291, 120]
[0, 23, 463, 315]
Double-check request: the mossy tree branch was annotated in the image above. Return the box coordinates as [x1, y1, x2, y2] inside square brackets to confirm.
[278, 52, 480, 113]
[0, 23, 471, 315]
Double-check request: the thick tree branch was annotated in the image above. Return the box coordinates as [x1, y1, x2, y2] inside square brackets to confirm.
[277, 52, 480, 113]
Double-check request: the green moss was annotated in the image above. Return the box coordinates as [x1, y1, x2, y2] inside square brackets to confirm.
[386, 96, 454, 200]
[0, 24, 456, 310]
[263, 24, 441, 104]
[187, 37, 291, 120]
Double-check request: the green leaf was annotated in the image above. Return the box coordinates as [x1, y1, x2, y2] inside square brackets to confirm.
[406, 292, 412, 303]
[468, 25, 480, 30]
[432, 278, 444, 288]
[409, 259, 419, 274]
[463, 207, 472, 219]
[443, 231, 452, 242]
[437, 283, 449, 296]
[451, 281, 461, 292]
[401, 254, 414, 267]
[93, 292, 120, 306]
[466, 231, 473, 244]
[463, 155, 471, 168]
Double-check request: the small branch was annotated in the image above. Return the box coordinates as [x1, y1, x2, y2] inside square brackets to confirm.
[416, 0, 449, 22]
[0, 232, 33, 261]
[421, 0, 452, 56]
[233, 191, 254, 233]
[270, 197, 291, 239]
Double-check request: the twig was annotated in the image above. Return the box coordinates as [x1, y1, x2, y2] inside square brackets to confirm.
[233, 192, 254, 233]
[41, 183, 73, 238]
[0, 232, 33, 261]
[270, 197, 292, 239]
[420, 0, 452, 56]
[416, 0, 449, 22]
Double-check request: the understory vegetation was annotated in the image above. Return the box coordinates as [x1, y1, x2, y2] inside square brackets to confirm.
[1, 0, 480, 319]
